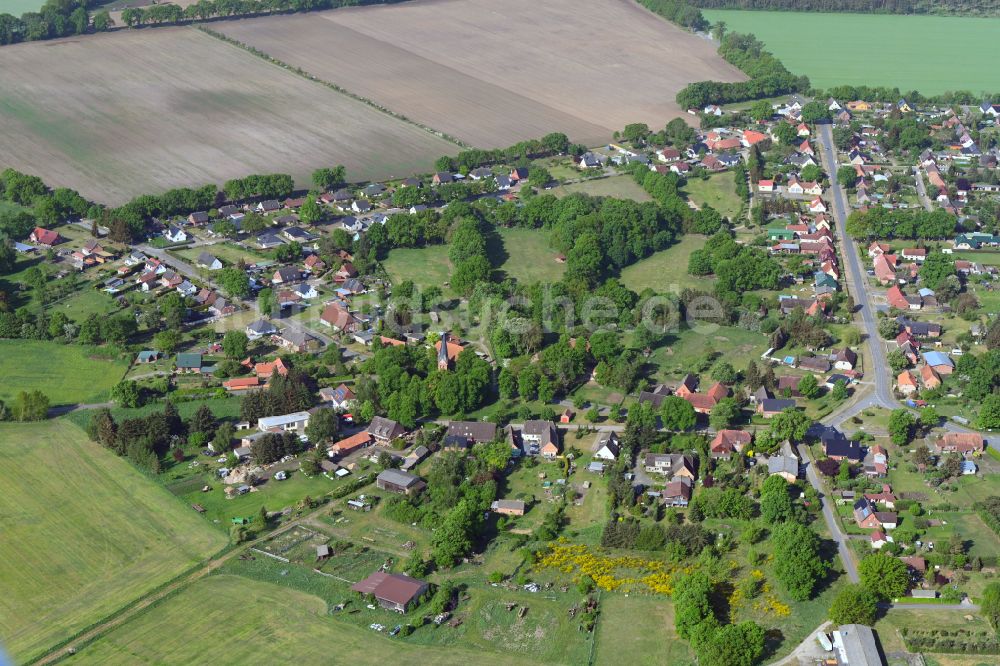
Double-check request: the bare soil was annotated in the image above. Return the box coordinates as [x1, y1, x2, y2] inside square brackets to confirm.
[0, 27, 457, 204]
[215, 0, 746, 148]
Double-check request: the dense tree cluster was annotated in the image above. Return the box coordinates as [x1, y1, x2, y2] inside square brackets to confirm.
[88, 402, 186, 473]
[772, 522, 828, 600]
[364, 339, 493, 426]
[691, 0, 945, 14]
[222, 173, 294, 203]
[673, 570, 766, 666]
[250, 431, 303, 465]
[239, 370, 315, 423]
[676, 32, 809, 109]
[845, 207, 956, 240]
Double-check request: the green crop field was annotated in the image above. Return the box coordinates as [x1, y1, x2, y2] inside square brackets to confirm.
[4, 1, 44, 14]
[0, 420, 226, 662]
[68, 575, 540, 665]
[702, 10, 1000, 95]
[618, 235, 709, 294]
[0, 339, 130, 406]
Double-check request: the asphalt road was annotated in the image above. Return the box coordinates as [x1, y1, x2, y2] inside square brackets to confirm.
[817, 123, 990, 443]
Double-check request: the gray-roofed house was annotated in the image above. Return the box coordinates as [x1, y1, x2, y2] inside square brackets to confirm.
[767, 455, 799, 482]
[368, 416, 407, 444]
[832, 624, 884, 666]
[445, 420, 497, 444]
[376, 469, 426, 496]
[521, 420, 559, 458]
[246, 319, 278, 340]
[592, 431, 620, 461]
[197, 252, 223, 270]
[401, 445, 429, 471]
[490, 499, 526, 516]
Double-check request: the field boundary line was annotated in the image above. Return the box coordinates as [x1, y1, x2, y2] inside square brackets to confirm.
[251, 547, 290, 562]
[196, 26, 471, 150]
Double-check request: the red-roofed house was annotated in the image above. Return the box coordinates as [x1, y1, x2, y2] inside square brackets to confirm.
[896, 370, 918, 395]
[710, 429, 751, 459]
[873, 254, 897, 285]
[886, 285, 913, 310]
[920, 364, 941, 389]
[29, 227, 61, 247]
[757, 179, 775, 193]
[936, 433, 984, 456]
[742, 130, 768, 147]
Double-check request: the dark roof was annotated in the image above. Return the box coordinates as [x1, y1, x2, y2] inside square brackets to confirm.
[350, 571, 426, 606]
[823, 432, 863, 460]
[761, 399, 795, 412]
[445, 420, 497, 442]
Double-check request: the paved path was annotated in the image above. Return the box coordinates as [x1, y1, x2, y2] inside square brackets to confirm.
[797, 442, 859, 583]
[47, 401, 114, 417]
[912, 167, 935, 212]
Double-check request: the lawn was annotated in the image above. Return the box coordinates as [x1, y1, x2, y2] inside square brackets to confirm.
[174, 242, 270, 269]
[701, 10, 1000, 94]
[550, 175, 652, 202]
[383, 244, 451, 292]
[594, 594, 694, 666]
[215, 551, 593, 664]
[682, 172, 744, 221]
[646, 324, 768, 383]
[44, 287, 121, 321]
[0, 339, 130, 406]
[0, 419, 226, 663]
[383, 228, 566, 291]
[67, 575, 540, 666]
[497, 227, 566, 284]
[950, 250, 1000, 266]
[618, 235, 710, 294]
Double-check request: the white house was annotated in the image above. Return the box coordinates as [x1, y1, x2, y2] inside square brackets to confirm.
[808, 198, 827, 213]
[757, 179, 775, 193]
[164, 226, 187, 243]
[257, 411, 311, 433]
[786, 178, 804, 195]
[592, 431, 620, 461]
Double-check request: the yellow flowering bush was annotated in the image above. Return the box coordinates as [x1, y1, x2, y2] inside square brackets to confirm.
[535, 543, 686, 595]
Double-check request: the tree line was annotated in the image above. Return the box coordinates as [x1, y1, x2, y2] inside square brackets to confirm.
[434, 133, 571, 173]
[818, 84, 1000, 108]
[0, 1, 111, 47]
[117, 0, 404, 30]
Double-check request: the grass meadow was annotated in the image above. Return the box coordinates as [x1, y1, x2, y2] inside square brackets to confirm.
[618, 235, 709, 294]
[550, 175, 652, 202]
[702, 10, 1000, 94]
[0, 339, 130, 406]
[0, 419, 226, 662]
[67, 575, 540, 666]
[594, 594, 694, 666]
[683, 172, 744, 221]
